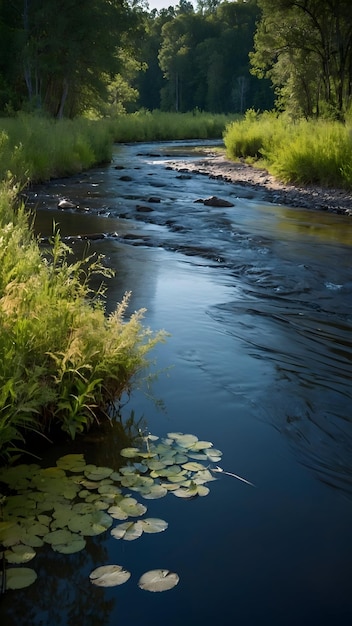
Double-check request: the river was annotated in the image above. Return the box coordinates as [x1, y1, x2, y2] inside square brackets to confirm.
[1, 140, 352, 625]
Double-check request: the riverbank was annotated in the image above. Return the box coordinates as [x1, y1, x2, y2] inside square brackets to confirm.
[169, 151, 352, 216]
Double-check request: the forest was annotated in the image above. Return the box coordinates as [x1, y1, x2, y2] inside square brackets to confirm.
[1, 0, 350, 121]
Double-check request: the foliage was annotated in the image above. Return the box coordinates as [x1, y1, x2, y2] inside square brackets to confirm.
[0, 0, 137, 118]
[0, 432, 226, 590]
[224, 111, 352, 188]
[108, 109, 236, 141]
[250, 0, 352, 120]
[0, 115, 114, 184]
[0, 184, 165, 459]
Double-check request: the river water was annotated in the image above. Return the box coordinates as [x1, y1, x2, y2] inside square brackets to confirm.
[2, 141, 352, 625]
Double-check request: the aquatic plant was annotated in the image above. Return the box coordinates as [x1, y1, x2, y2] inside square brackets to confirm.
[0, 431, 232, 593]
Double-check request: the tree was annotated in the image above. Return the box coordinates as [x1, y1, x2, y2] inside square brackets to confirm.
[0, 0, 137, 117]
[250, 0, 352, 119]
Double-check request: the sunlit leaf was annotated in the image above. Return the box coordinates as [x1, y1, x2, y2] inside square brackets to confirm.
[89, 564, 131, 587]
[119, 498, 147, 517]
[111, 521, 143, 541]
[107, 505, 129, 520]
[139, 485, 168, 500]
[5, 545, 36, 564]
[205, 448, 223, 462]
[168, 433, 198, 447]
[181, 462, 206, 472]
[140, 518, 168, 533]
[120, 447, 142, 458]
[190, 440, 213, 450]
[56, 454, 86, 471]
[138, 569, 179, 592]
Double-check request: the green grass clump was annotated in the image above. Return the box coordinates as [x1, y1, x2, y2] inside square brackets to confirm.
[108, 110, 237, 143]
[224, 110, 352, 188]
[0, 115, 114, 185]
[0, 185, 165, 461]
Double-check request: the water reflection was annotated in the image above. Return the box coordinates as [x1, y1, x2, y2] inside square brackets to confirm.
[21, 140, 352, 626]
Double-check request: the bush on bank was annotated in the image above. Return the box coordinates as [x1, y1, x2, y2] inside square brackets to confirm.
[0, 182, 166, 461]
[224, 110, 352, 189]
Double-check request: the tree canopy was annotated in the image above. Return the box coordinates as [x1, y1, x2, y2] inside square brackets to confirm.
[250, 0, 352, 119]
[0, 0, 275, 117]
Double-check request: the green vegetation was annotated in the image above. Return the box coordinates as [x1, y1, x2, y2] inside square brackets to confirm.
[0, 0, 271, 118]
[0, 190, 165, 459]
[0, 433, 222, 591]
[251, 0, 352, 121]
[0, 0, 351, 461]
[0, 108, 237, 462]
[224, 110, 352, 188]
[108, 110, 236, 142]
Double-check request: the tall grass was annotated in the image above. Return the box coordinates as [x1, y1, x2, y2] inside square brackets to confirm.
[224, 110, 352, 188]
[107, 110, 236, 143]
[0, 115, 114, 185]
[0, 189, 166, 460]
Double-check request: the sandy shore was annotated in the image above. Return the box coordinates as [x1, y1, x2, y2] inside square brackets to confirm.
[169, 152, 352, 216]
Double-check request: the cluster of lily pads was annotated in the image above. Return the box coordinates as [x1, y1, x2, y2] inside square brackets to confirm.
[0, 431, 222, 593]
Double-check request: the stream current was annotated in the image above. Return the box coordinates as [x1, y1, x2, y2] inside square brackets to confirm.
[3, 141, 352, 625]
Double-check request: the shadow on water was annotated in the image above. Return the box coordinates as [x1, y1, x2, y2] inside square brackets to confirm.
[3, 140, 352, 626]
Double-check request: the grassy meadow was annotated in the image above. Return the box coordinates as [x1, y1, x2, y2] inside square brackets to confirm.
[224, 110, 352, 189]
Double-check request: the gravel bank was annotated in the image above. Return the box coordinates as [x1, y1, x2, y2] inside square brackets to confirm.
[169, 152, 352, 216]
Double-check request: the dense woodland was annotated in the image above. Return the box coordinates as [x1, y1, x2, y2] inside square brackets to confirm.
[0, 0, 351, 120]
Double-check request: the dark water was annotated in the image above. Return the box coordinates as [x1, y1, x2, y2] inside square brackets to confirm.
[2, 141, 352, 625]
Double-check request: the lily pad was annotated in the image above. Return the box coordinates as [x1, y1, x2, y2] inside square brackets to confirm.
[120, 447, 142, 458]
[138, 569, 179, 592]
[140, 518, 168, 533]
[139, 485, 168, 500]
[43, 529, 73, 546]
[52, 536, 86, 554]
[56, 454, 86, 471]
[5, 545, 36, 564]
[90, 564, 131, 587]
[84, 466, 113, 481]
[111, 521, 143, 541]
[1, 567, 37, 590]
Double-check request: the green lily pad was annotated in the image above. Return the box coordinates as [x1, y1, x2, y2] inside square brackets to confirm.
[56, 454, 86, 471]
[89, 564, 131, 587]
[120, 447, 142, 458]
[84, 466, 113, 481]
[1, 567, 37, 590]
[205, 448, 223, 462]
[139, 485, 168, 500]
[168, 433, 198, 448]
[111, 521, 143, 541]
[138, 569, 179, 592]
[140, 518, 168, 533]
[107, 505, 129, 520]
[181, 461, 207, 472]
[118, 498, 147, 517]
[5, 545, 36, 564]
[43, 529, 73, 546]
[52, 535, 86, 554]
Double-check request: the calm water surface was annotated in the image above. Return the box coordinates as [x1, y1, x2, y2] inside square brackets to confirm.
[1, 141, 352, 625]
